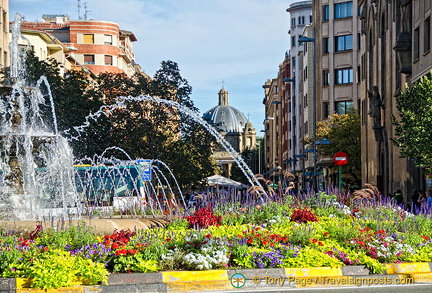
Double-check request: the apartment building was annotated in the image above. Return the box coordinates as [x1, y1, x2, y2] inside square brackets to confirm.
[0, 0, 8, 69]
[21, 15, 139, 77]
[262, 78, 281, 173]
[286, 1, 313, 182]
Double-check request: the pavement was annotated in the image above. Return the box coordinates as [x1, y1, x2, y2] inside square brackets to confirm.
[1, 262, 432, 292]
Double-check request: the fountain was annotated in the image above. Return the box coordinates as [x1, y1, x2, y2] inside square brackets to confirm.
[0, 14, 79, 220]
[0, 14, 266, 233]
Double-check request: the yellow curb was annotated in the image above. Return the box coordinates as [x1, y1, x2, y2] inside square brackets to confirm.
[411, 272, 432, 283]
[16, 278, 33, 289]
[162, 270, 231, 292]
[285, 267, 343, 277]
[161, 270, 233, 292]
[387, 262, 431, 274]
[16, 287, 86, 293]
[385, 264, 397, 274]
[165, 280, 232, 292]
[162, 270, 228, 282]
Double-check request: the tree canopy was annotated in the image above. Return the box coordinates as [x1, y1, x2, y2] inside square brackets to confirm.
[4, 53, 218, 188]
[392, 72, 432, 174]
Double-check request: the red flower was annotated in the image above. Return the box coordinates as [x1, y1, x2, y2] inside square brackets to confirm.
[44, 246, 49, 251]
[311, 238, 318, 244]
[323, 232, 329, 236]
[205, 234, 212, 239]
[112, 243, 119, 249]
[247, 239, 253, 244]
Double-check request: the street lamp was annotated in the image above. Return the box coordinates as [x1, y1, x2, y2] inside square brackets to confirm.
[272, 100, 282, 170]
[282, 77, 296, 174]
[298, 28, 317, 191]
[265, 116, 276, 172]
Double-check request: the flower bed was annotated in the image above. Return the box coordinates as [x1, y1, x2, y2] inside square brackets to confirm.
[1, 192, 432, 289]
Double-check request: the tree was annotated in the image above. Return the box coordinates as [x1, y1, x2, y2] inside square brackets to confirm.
[304, 111, 361, 186]
[95, 61, 217, 188]
[392, 72, 432, 174]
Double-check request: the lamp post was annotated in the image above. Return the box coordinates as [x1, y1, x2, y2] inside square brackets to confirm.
[265, 116, 275, 172]
[256, 139, 262, 175]
[298, 29, 317, 191]
[282, 77, 295, 175]
[272, 100, 282, 170]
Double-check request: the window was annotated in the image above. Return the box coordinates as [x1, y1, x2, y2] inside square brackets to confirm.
[323, 69, 330, 86]
[358, 33, 361, 50]
[425, 18, 430, 54]
[323, 5, 329, 21]
[83, 34, 94, 44]
[304, 94, 308, 107]
[309, 15, 313, 23]
[104, 55, 113, 65]
[298, 16, 305, 25]
[335, 101, 353, 114]
[291, 57, 296, 67]
[2, 11, 7, 31]
[335, 35, 353, 51]
[323, 102, 330, 119]
[291, 36, 296, 47]
[334, 2, 352, 19]
[104, 34, 113, 45]
[335, 68, 353, 84]
[323, 37, 330, 53]
[414, 26, 420, 60]
[84, 54, 95, 64]
[291, 18, 296, 27]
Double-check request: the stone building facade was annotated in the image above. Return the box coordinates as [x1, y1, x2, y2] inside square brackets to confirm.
[358, 0, 431, 200]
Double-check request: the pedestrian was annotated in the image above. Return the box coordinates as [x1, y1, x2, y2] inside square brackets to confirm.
[427, 189, 432, 209]
[411, 189, 420, 213]
[418, 190, 427, 212]
[393, 189, 403, 205]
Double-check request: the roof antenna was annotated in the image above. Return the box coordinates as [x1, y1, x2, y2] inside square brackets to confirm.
[84, 2, 92, 20]
[77, 0, 82, 20]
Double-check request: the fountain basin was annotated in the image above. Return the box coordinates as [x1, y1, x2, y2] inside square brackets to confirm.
[1, 216, 169, 236]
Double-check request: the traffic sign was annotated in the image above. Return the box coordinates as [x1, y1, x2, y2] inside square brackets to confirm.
[138, 159, 152, 181]
[333, 151, 348, 166]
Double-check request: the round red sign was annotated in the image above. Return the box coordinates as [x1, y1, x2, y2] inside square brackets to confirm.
[333, 151, 348, 166]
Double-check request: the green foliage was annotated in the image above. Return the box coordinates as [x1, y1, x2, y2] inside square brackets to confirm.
[34, 223, 96, 249]
[3, 249, 108, 290]
[392, 72, 432, 173]
[112, 253, 159, 273]
[230, 245, 254, 268]
[305, 111, 361, 186]
[282, 247, 343, 268]
[166, 218, 190, 230]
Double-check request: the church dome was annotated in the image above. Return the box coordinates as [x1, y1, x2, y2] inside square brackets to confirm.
[203, 87, 249, 133]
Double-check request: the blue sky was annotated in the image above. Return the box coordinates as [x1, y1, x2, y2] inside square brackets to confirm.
[10, 0, 294, 133]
